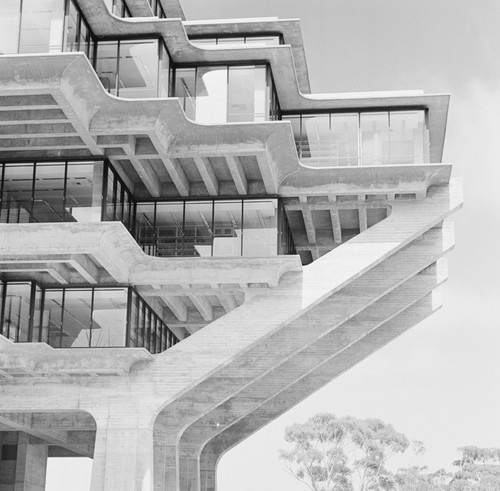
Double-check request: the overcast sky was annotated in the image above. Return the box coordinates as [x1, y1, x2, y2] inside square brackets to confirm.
[47, 0, 500, 489]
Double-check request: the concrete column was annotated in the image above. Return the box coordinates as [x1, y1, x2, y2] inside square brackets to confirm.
[179, 446, 200, 491]
[0, 432, 48, 491]
[199, 446, 219, 491]
[90, 423, 154, 491]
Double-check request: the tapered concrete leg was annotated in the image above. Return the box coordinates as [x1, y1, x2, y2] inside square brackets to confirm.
[0, 432, 48, 491]
[179, 446, 200, 491]
[199, 449, 218, 491]
[90, 425, 154, 491]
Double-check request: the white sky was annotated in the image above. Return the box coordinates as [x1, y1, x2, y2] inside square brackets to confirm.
[46, 0, 500, 489]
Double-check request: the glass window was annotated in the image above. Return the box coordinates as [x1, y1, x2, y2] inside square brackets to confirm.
[227, 66, 267, 122]
[285, 116, 301, 156]
[60, 289, 93, 347]
[65, 161, 103, 222]
[1, 164, 34, 223]
[19, 0, 64, 54]
[155, 202, 184, 257]
[90, 288, 127, 347]
[360, 112, 390, 166]
[0, 0, 21, 54]
[128, 290, 139, 347]
[104, 168, 115, 220]
[301, 114, 331, 163]
[136, 203, 157, 256]
[118, 40, 159, 98]
[330, 113, 359, 166]
[65, 0, 79, 52]
[195, 67, 228, 123]
[158, 40, 170, 97]
[184, 201, 213, 257]
[45, 289, 64, 348]
[174, 68, 196, 119]
[389, 110, 427, 164]
[213, 201, 242, 256]
[96, 41, 119, 95]
[242, 199, 278, 256]
[32, 162, 66, 223]
[244, 36, 281, 46]
[1, 282, 32, 342]
[32, 286, 47, 343]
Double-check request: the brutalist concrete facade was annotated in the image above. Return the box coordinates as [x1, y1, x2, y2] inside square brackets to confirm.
[0, 0, 461, 489]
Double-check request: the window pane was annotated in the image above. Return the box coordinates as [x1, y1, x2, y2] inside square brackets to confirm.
[184, 201, 213, 257]
[96, 41, 119, 95]
[1, 164, 34, 223]
[65, 161, 103, 222]
[2, 283, 32, 342]
[136, 203, 157, 256]
[0, 0, 21, 54]
[32, 162, 66, 223]
[90, 289, 127, 347]
[129, 290, 139, 347]
[301, 114, 331, 164]
[118, 40, 159, 98]
[45, 290, 63, 348]
[284, 116, 301, 157]
[61, 289, 92, 347]
[195, 67, 227, 123]
[244, 36, 281, 46]
[32, 286, 47, 343]
[330, 113, 359, 166]
[213, 201, 242, 256]
[155, 202, 184, 257]
[174, 68, 196, 119]
[104, 169, 115, 220]
[242, 199, 278, 256]
[19, 0, 64, 54]
[227, 66, 267, 122]
[158, 40, 170, 97]
[361, 112, 390, 165]
[65, 0, 79, 52]
[389, 110, 427, 164]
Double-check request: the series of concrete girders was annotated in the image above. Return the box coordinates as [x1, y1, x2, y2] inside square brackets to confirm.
[0, 180, 461, 490]
[156, 225, 453, 491]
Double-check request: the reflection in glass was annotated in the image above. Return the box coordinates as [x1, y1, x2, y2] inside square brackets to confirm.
[0, 0, 21, 54]
[213, 201, 242, 256]
[155, 202, 184, 257]
[1, 164, 34, 223]
[360, 112, 390, 166]
[66, 162, 103, 222]
[191, 36, 281, 48]
[242, 200, 278, 256]
[61, 289, 92, 347]
[118, 40, 159, 98]
[196, 67, 228, 123]
[286, 110, 428, 166]
[90, 289, 127, 347]
[1, 283, 32, 342]
[32, 162, 66, 223]
[96, 41, 119, 95]
[227, 66, 267, 122]
[19, 0, 64, 54]
[185, 201, 213, 256]
[174, 68, 196, 119]
[389, 111, 427, 164]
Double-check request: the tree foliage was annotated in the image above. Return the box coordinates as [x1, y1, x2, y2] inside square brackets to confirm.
[280, 414, 500, 491]
[279, 413, 409, 491]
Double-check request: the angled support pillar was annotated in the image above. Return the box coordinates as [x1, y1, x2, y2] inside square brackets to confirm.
[90, 413, 155, 491]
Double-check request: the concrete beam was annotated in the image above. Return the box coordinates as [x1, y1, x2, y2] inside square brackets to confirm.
[301, 208, 317, 245]
[162, 296, 188, 322]
[162, 157, 190, 197]
[188, 295, 214, 322]
[225, 156, 248, 195]
[330, 209, 342, 244]
[194, 157, 219, 196]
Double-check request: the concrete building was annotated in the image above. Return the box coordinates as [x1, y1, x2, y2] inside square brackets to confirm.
[0, 0, 462, 489]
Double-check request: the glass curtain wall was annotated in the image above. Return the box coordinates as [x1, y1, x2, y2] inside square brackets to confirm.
[284, 110, 429, 166]
[0, 281, 178, 353]
[172, 65, 280, 123]
[135, 198, 294, 257]
[0, 161, 105, 224]
[190, 35, 282, 48]
[95, 38, 170, 98]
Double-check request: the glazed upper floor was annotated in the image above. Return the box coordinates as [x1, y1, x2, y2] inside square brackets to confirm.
[0, 0, 448, 166]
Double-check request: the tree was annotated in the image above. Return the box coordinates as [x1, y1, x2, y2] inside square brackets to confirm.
[279, 413, 409, 491]
[448, 446, 500, 491]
